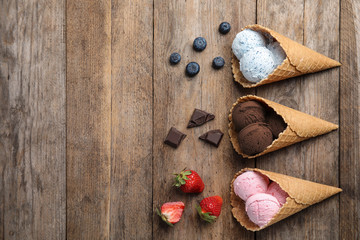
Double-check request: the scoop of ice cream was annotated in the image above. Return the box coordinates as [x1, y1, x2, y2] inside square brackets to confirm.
[246, 193, 281, 227]
[267, 41, 286, 67]
[266, 182, 289, 205]
[232, 29, 267, 60]
[240, 47, 276, 83]
[238, 122, 273, 156]
[232, 101, 266, 132]
[266, 111, 287, 138]
[233, 171, 270, 201]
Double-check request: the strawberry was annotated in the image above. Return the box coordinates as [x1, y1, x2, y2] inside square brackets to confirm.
[173, 169, 205, 193]
[196, 196, 223, 223]
[156, 201, 185, 226]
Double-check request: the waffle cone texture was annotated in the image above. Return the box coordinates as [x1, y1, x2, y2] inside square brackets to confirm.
[232, 24, 341, 88]
[230, 168, 342, 231]
[228, 95, 338, 158]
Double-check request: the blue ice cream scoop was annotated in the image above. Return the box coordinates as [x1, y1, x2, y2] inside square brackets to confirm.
[232, 29, 267, 60]
[240, 47, 276, 83]
[267, 41, 286, 67]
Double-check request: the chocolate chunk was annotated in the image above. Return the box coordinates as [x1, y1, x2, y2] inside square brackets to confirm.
[187, 109, 215, 128]
[199, 129, 224, 147]
[164, 127, 186, 148]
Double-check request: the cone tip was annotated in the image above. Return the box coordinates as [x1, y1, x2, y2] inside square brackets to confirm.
[332, 123, 339, 130]
[331, 59, 342, 68]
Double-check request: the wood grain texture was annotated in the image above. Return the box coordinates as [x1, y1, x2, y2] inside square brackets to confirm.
[110, 0, 153, 239]
[1, 0, 359, 239]
[340, 1, 360, 239]
[0, 0, 66, 239]
[153, 0, 255, 239]
[256, 0, 340, 239]
[66, 0, 111, 239]
[300, 1, 340, 239]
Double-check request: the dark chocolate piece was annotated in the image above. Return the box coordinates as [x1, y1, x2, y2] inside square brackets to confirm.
[164, 127, 186, 148]
[199, 129, 224, 147]
[187, 109, 215, 128]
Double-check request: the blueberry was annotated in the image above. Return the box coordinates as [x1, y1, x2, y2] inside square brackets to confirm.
[219, 22, 231, 34]
[193, 37, 207, 52]
[169, 52, 181, 65]
[186, 62, 200, 77]
[212, 57, 225, 69]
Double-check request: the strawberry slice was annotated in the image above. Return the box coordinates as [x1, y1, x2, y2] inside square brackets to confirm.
[196, 196, 223, 223]
[173, 169, 205, 193]
[156, 201, 185, 226]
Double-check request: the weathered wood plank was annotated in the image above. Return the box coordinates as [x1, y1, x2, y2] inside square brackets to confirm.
[153, 0, 256, 239]
[66, 0, 111, 239]
[256, 0, 340, 239]
[340, 1, 360, 239]
[300, 1, 340, 239]
[109, 0, 153, 239]
[0, 0, 66, 239]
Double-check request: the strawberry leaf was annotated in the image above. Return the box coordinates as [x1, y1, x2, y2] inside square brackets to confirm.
[163, 219, 174, 227]
[173, 168, 191, 188]
[196, 205, 217, 223]
[184, 170, 192, 176]
[156, 208, 162, 217]
[156, 208, 174, 227]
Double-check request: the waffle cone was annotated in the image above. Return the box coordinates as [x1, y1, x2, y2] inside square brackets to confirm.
[232, 24, 341, 88]
[228, 95, 338, 158]
[230, 168, 342, 231]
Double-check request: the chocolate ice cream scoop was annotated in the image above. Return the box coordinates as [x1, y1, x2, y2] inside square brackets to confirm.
[238, 122, 273, 156]
[266, 111, 287, 138]
[232, 101, 266, 131]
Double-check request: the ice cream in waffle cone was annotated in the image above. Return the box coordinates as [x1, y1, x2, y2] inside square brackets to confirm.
[230, 168, 342, 231]
[232, 24, 341, 88]
[228, 95, 338, 158]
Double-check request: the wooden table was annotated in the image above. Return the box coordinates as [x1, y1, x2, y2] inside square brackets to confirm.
[1, 0, 359, 239]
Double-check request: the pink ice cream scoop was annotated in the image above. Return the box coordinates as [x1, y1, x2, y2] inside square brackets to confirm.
[233, 171, 270, 201]
[266, 182, 289, 205]
[245, 193, 281, 227]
